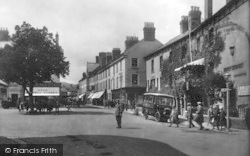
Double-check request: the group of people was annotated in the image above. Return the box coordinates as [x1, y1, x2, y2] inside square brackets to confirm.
[167, 101, 204, 130]
[207, 103, 227, 130]
[114, 99, 228, 130]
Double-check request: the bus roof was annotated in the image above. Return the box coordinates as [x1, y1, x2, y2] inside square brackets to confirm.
[143, 93, 175, 98]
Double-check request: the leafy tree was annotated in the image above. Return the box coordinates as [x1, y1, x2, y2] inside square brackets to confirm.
[0, 22, 69, 110]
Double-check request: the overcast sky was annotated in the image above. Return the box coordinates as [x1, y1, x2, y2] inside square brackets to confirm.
[0, 0, 226, 84]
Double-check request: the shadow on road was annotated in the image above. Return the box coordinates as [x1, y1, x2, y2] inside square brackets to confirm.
[120, 127, 141, 130]
[21, 111, 113, 116]
[17, 135, 189, 156]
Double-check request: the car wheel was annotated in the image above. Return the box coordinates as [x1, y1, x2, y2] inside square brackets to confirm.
[155, 112, 161, 122]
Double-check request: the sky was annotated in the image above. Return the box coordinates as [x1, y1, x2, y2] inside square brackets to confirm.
[0, 0, 226, 84]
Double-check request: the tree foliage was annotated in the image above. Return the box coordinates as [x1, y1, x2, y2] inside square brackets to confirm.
[0, 22, 69, 106]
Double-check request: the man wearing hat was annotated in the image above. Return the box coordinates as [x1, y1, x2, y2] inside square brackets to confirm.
[195, 101, 204, 130]
[115, 100, 124, 128]
[186, 102, 195, 128]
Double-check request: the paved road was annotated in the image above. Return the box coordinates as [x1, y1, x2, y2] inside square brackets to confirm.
[0, 105, 249, 156]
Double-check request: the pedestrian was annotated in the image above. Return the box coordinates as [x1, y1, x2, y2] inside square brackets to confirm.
[207, 105, 213, 126]
[212, 104, 220, 130]
[186, 102, 195, 128]
[194, 101, 204, 130]
[169, 105, 179, 127]
[219, 107, 227, 130]
[115, 100, 124, 128]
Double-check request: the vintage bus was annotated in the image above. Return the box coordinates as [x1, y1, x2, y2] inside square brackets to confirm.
[142, 93, 176, 122]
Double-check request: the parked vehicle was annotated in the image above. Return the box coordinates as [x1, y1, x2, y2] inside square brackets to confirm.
[142, 93, 175, 122]
[1, 100, 17, 109]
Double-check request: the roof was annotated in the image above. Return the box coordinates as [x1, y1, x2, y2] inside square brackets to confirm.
[145, 31, 191, 60]
[144, 92, 175, 98]
[145, 0, 248, 60]
[124, 39, 163, 57]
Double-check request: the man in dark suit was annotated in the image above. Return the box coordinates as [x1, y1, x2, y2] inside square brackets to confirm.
[195, 101, 204, 130]
[187, 102, 195, 128]
[115, 100, 124, 128]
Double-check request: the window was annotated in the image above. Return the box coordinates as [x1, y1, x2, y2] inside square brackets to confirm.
[151, 59, 154, 73]
[132, 74, 138, 85]
[157, 78, 158, 88]
[120, 75, 122, 87]
[196, 37, 200, 51]
[150, 79, 155, 89]
[120, 61, 122, 71]
[209, 28, 214, 43]
[113, 66, 115, 74]
[160, 56, 163, 70]
[132, 58, 138, 67]
[181, 45, 187, 59]
[169, 51, 173, 63]
[108, 79, 110, 89]
[116, 63, 118, 73]
[116, 77, 119, 88]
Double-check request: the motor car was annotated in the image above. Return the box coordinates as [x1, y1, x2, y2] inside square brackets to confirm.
[1, 100, 17, 109]
[142, 93, 175, 122]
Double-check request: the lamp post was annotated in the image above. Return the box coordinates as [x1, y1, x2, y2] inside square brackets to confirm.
[224, 73, 230, 131]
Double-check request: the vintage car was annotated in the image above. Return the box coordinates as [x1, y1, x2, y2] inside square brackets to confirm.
[142, 93, 175, 122]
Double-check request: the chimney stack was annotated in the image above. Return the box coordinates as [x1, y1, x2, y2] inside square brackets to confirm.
[180, 16, 189, 34]
[143, 22, 155, 41]
[204, 0, 213, 20]
[99, 52, 107, 67]
[125, 36, 139, 50]
[0, 27, 9, 41]
[95, 56, 99, 64]
[106, 52, 112, 64]
[188, 6, 202, 30]
[112, 48, 121, 60]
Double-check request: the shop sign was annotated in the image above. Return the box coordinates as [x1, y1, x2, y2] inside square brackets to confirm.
[25, 87, 60, 96]
[238, 85, 250, 96]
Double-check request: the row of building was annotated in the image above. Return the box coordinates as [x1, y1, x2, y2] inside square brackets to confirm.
[78, 0, 250, 118]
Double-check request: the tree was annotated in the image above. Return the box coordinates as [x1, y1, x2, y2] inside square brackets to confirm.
[0, 22, 69, 110]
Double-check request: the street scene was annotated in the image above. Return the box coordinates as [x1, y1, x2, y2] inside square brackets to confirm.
[0, 0, 250, 156]
[0, 105, 249, 156]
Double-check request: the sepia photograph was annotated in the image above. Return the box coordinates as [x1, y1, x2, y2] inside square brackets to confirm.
[0, 0, 249, 155]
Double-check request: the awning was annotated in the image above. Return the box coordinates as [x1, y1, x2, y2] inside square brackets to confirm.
[90, 92, 98, 99]
[0, 79, 8, 86]
[79, 93, 85, 98]
[93, 91, 104, 99]
[174, 58, 204, 72]
[87, 93, 95, 99]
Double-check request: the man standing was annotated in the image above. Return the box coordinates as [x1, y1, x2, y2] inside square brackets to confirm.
[195, 101, 204, 130]
[115, 100, 124, 128]
[187, 102, 195, 128]
[169, 105, 179, 127]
